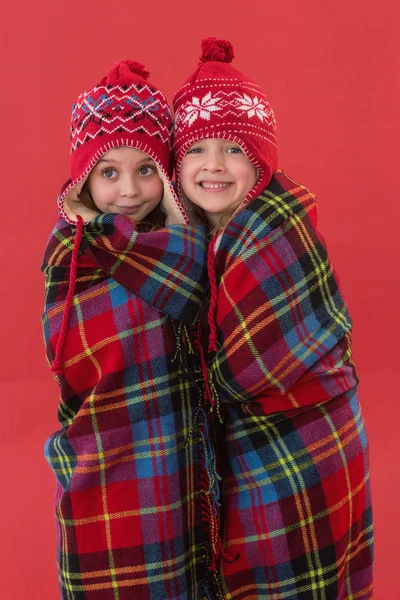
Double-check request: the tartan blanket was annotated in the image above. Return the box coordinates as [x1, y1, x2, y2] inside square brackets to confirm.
[209, 172, 374, 599]
[42, 213, 222, 599]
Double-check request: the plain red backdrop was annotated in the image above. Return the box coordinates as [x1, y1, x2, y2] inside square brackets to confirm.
[1, 1, 399, 598]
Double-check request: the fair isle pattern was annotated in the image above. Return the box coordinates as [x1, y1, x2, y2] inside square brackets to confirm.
[175, 91, 276, 128]
[173, 81, 277, 152]
[42, 214, 223, 599]
[209, 172, 373, 598]
[174, 79, 273, 110]
[71, 84, 173, 152]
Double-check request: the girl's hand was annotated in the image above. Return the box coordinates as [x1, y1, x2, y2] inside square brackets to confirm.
[63, 184, 99, 222]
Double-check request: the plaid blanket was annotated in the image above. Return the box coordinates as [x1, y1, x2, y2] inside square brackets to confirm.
[209, 172, 373, 599]
[42, 213, 223, 599]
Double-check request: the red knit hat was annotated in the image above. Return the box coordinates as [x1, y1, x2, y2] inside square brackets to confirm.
[59, 59, 187, 224]
[173, 38, 278, 203]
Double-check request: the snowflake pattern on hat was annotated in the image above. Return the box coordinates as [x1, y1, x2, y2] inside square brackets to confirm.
[181, 92, 223, 126]
[236, 94, 274, 123]
[176, 91, 276, 127]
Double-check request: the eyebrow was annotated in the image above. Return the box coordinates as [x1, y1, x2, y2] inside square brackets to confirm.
[97, 157, 156, 165]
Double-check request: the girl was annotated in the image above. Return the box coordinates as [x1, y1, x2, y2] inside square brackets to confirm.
[42, 60, 223, 599]
[173, 38, 373, 599]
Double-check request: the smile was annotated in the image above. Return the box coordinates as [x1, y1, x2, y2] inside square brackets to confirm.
[199, 182, 231, 189]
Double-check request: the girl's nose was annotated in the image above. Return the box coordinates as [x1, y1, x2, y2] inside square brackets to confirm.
[202, 150, 225, 172]
[120, 175, 139, 197]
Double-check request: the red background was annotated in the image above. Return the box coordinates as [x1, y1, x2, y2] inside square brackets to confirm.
[1, 1, 399, 598]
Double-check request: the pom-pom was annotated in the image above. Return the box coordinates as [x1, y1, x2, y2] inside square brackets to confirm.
[122, 60, 150, 79]
[103, 60, 150, 86]
[199, 37, 235, 64]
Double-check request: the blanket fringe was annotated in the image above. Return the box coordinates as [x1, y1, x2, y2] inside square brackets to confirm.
[173, 322, 232, 572]
[194, 325, 219, 410]
[171, 321, 195, 377]
[198, 407, 237, 572]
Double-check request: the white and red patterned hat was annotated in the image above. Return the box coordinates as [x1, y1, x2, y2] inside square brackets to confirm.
[60, 59, 186, 224]
[173, 38, 278, 202]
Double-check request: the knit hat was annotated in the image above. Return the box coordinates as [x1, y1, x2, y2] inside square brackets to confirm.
[173, 38, 278, 204]
[60, 59, 187, 225]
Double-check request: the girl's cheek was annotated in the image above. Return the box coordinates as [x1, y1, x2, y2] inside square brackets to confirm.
[180, 166, 195, 189]
[155, 179, 163, 196]
[147, 180, 163, 203]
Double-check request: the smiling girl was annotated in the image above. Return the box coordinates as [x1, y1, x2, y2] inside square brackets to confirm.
[180, 139, 258, 227]
[173, 38, 374, 600]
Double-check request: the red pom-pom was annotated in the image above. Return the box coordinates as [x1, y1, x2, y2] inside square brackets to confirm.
[122, 60, 150, 79]
[104, 60, 150, 85]
[199, 37, 235, 64]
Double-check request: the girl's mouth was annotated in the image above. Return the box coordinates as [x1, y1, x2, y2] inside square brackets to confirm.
[116, 205, 142, 214]
[199, 182, 231, 190]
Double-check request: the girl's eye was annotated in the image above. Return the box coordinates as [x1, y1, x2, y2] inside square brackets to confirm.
[227, 147, 242, 154]
[138, 165, 155, 176]
[186, 147, 203, 155]
[102, 168, 117, 179]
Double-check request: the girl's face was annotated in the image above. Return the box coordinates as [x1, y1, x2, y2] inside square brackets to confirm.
[180, 139, 258, 226]
[87, 147, 163, 222]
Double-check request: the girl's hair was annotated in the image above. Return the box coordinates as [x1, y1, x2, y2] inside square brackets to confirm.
[78, 182, 166, 232]
[182, 191, 244, 234]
